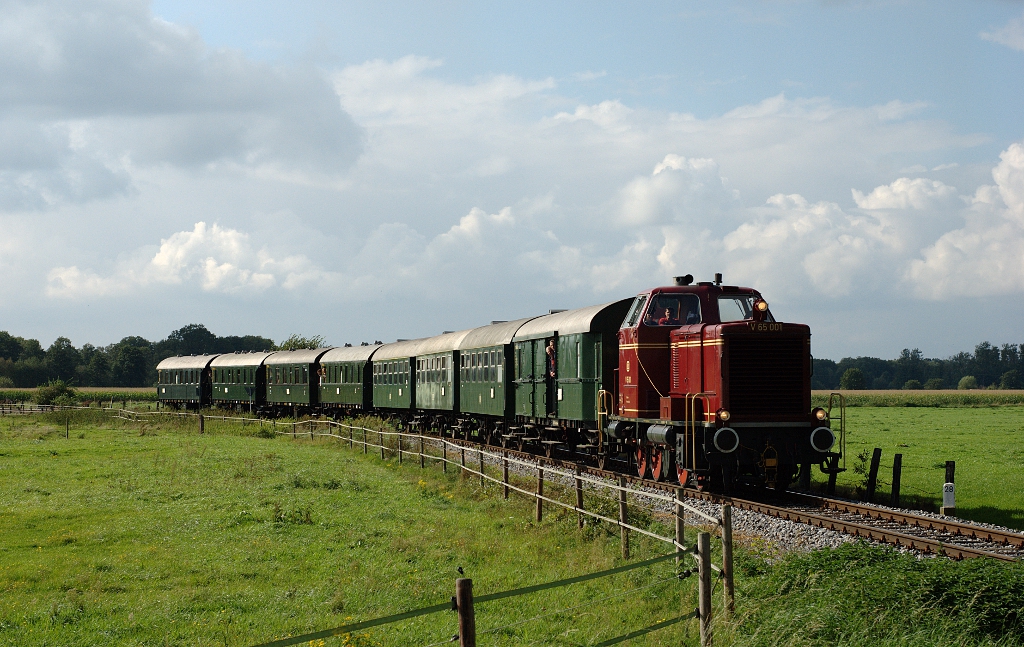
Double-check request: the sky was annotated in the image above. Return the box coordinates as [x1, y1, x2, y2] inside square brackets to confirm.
[1, 0, 1023, 360]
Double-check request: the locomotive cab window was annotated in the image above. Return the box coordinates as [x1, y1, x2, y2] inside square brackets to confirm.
[643, 293, 701, 326]
[718, 295, 774, 322]
[621, 295, 648, 328]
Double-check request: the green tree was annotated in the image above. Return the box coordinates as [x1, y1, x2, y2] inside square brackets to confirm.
[44, 337, 80, 381]
[923, 378, 945, 390]
[165, 324, 217, 356]
[1000, 370, 1021, 389]
[958, 375, 978, 390]
[902, 379, 922, 390]
[112, 345, 149, 386]
[277, 334, 327, 351]
[0, 331, 21, 361]
[840, 367, 865, 390]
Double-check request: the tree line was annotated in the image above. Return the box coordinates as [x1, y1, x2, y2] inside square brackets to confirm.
[0, 325, 325, 388]
[2, 325, 1020, 390]
[812, 343, 1022, 391]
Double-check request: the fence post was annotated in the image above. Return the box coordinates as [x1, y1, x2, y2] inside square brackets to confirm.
[675, 487, 685, 567]
[443, 442, 448, 473]
[502, 453, 509, 500]
[722, 505, 734, 617]
[310, 421, 314, 441]
[420, 436, 425, 469]
[865, 447, 882, 502]
[460, 447, 466, 476]
[478, 449, 485, 487]
[348, 427, 353, 448]
[380, 431, 385, 460]
[697, 531, 713, 647]
[455, 578, 476, 647]
[398, 434, 403, 464]
[199, 415, 204, 434]
[891, 454, 902, 507]
[363, 429, 367, 454]
[575, 464, 584, 528]
[536, 460, 544, 523]
[65, 418, 69, 439]
[291, 422, 295, 438]
[618, 475, 629, 559]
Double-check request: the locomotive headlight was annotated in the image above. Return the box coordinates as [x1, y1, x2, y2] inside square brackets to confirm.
[717, 409, 731, 422]
[754, 299, 769, 313]
[812, 407, 828, 421]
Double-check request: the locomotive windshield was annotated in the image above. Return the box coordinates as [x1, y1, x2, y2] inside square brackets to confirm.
[643, 293, 701, 327]
[718, 294, 773, 322]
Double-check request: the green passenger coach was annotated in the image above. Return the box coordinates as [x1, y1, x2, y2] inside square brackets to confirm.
[156, 355, 219, 409]
[264, 348, 332, 416]
[210, 351, 275, 411]
[458, 318, 537, 419]
[511, 300, 632, 425]
[318, 344, 381, 413]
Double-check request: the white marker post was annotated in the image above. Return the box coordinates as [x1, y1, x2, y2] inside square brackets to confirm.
[941, 482, 955, 516]
[940, 460, 956, 517]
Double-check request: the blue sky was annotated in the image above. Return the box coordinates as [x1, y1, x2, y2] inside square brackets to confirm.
[2, 0, 1023, 360]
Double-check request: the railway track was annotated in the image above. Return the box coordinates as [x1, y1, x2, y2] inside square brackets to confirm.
[442, 435, 1024, 562]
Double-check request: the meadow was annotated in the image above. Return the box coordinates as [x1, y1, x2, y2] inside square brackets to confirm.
[1, 410, 1022, 646]
[810, 406, 1024, 529]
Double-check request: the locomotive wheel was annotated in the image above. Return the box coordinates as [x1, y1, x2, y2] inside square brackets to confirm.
[649, 446, 665, 482]
[636, 444, 651, 479]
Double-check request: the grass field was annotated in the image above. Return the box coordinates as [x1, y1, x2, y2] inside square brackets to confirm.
[1, 411, 1022, 646]
[812, 390, 1024, 407]
[811, 406, 1024, 529]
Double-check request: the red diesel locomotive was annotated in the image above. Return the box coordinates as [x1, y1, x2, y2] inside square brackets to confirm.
[604, 274, 839, 492]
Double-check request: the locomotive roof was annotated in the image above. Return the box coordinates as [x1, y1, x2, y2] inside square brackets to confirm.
[513, 298, 634, 340]
[374, 329, 474, 361]
[320, 344, 382, 363]
[458, 316, 539, 350]
[264, 348, 332, 365]
[210, 351, 276, 367]
[156, 354, 220, 370]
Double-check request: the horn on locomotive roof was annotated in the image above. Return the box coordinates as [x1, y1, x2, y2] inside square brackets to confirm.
[673, 274, 694, 286]
[715, 272, 723, 285]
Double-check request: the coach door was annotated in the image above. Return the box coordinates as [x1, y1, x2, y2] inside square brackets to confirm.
[514, 342, 534, 416]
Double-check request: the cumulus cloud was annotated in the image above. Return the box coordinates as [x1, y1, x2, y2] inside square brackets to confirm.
[981, 12, 1024, 52]
[908, 142, 1024, 297]
[46, 222, 305, 297]
[0, 0, 361, 210]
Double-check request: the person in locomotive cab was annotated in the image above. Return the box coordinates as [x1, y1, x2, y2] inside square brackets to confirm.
[656, 307, 681, 326]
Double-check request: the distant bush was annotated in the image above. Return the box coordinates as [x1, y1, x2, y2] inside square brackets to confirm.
[902, 379, 922, 390]
[34, 380, 80, 405]
[923, 378, 945, 389]
[958, 375, 979, 390]
[840, 368, 865, 390]
[0, 376, 13, 388]
[812, 391, 1024, 407]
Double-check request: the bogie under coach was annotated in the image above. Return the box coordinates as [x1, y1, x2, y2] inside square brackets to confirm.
[157, 275, 842, 491]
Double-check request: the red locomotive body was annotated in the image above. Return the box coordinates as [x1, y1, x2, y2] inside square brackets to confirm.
[609, 275, 836, 491]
